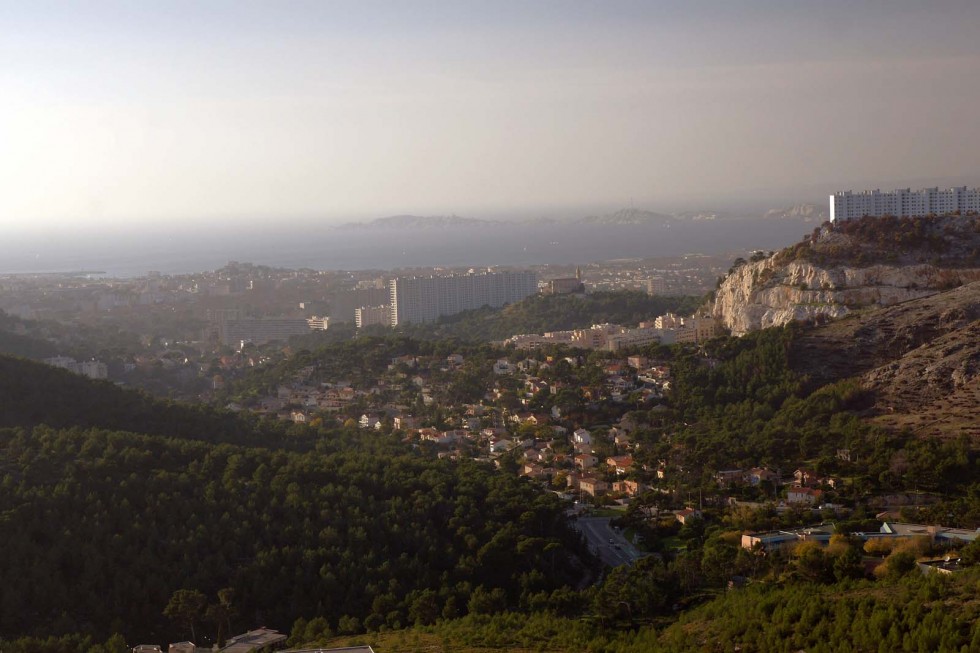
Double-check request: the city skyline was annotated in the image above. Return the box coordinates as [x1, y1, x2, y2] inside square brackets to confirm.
[3, 1, 980, 235]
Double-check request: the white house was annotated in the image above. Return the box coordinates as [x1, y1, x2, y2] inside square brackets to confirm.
[572, 428, 592, 445]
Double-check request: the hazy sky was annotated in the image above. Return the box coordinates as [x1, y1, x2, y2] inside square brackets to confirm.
[3, 0, 980, 232]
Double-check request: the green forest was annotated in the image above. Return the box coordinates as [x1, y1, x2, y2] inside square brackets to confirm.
[0, 421, 590, 644]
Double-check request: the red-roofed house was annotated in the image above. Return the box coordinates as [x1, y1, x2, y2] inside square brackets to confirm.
[606, 455, 634, 475]
[787, 487, 824, 505]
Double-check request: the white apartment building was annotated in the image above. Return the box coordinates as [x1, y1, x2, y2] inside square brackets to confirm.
[829, 186, 980, 222]
[571, 323, 623, 349]
[389, 270, 538, 326]
[654, 312, 683, 329]
[306, 316, 330, 331]
[355, 305, 390, 328]
[44, 356, 108, 380]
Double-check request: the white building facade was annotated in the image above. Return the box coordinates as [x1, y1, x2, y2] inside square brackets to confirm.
[355, 305, 390, 328]
[830, 186, 980, 222]
[389, 270, 538, 326]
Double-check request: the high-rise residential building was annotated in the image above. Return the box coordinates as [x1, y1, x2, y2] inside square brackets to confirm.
[355, 305, 390, 328]
[646, 276, 667, 295]
[389, 270, 538, 326]
[829, 186, 980, 222]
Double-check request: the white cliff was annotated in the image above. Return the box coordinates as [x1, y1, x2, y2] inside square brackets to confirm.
[712, 257, 980, 336]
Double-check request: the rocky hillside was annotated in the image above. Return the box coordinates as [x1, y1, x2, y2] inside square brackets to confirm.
[788, 280, 980, 440]
[712, 214, 980, 335]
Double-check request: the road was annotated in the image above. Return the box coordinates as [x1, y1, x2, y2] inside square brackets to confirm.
[573, 515, 646, 567]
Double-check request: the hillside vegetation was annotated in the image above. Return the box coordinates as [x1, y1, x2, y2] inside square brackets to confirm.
[0, 422, 589, 644]
[777, 213, 980, 268]
[2, 282, 979, 652]
[790, 280, 980, 441]
[301, 570, 980, 653]
[0, 355, 284, 447]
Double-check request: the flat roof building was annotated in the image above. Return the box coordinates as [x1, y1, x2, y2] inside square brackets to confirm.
[830, 186, 980, 222]
[390, 270, 537, 326]
[218, 628, 288, 653]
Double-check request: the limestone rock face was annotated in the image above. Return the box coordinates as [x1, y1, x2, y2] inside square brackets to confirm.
[712, 257, 980, 336]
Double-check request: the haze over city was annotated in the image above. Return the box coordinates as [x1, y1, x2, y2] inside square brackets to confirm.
[3, 0, 980, 245]
[4, 3, 980, 652]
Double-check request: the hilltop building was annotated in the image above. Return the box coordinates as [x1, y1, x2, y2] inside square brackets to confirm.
[44, 356, 80, 374]
[44, 356, 108, 380]
[830, 186, 980, 222]
[546, 267, 585, 295]
[389, 270, 537, 326]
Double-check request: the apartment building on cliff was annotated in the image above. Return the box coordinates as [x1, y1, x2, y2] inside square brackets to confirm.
[830, 186, 980, 222]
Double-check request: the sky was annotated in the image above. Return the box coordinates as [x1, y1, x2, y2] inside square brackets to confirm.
[3, 0, 980, 234]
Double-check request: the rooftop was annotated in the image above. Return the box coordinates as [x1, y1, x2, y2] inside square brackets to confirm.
[218, 628, 288, 653]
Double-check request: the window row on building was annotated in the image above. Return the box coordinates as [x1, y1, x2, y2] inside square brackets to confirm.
[389, 270, 538, 325]
[830, 186, 980, 222]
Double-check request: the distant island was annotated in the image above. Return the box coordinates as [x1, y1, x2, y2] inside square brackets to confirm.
[333, 204, 838, 231]
[335, 214, 495, 229]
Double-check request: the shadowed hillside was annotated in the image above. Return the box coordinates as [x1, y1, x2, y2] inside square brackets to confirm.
[789, 280, 980, 440]
[0, 355, 281, 446]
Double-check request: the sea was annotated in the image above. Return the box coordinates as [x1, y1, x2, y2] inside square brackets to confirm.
[0, 219, 813, 278]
